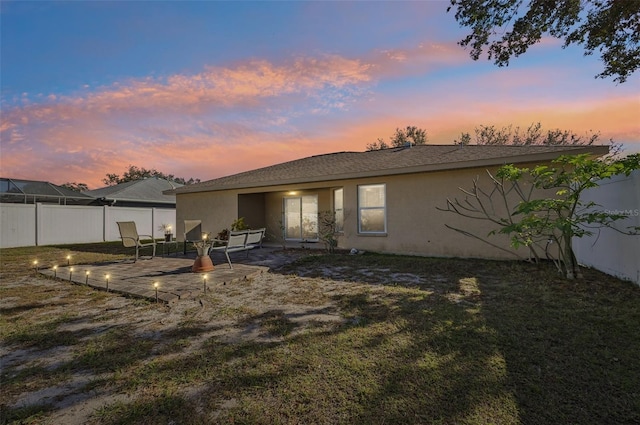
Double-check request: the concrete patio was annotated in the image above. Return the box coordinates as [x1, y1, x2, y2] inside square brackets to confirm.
[38, 246, 306, 304]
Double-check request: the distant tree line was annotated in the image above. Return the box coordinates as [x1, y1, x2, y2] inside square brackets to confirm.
[366, 126, 428, 151]
[102, 165, 201, 186]
[60, 182, 90, 192]
[61, 165, 201, 192]
[453, 122, 604, 147]
[367, 122, 613, 151]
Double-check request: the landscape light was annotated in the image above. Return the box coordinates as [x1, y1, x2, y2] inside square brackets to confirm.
[66, 255, 71, 266]
[33, 260, 38, 273]
[53, 265, 58, 278]
[105, 274, 110, 292]
[69, 267, 74, 281]
[85, 270, 90, 284]
[154, 282, 159, 303]
[203, 274, 208, 293]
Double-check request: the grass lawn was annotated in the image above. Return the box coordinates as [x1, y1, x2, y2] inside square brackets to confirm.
[1, 243, 639, 424]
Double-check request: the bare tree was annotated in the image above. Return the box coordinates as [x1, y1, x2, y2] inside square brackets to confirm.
[455, 122, 601, 146]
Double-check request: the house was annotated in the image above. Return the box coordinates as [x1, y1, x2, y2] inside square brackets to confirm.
[0, 178, 94, 205]
[167, 145, 609, 259]
[86, 177, 182, 208]
[0, 177, 181, 208]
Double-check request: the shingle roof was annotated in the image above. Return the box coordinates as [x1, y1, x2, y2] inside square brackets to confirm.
[87, 177, 183, 204]
[171, 144, 609, 194]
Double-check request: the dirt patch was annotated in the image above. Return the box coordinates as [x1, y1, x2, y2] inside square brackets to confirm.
[1, 265, 390, 424]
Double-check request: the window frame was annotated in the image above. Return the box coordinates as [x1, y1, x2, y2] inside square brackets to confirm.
[283, 194, 319, 241]
[357, 183, 387, 235]
[333, 188, 344, 234]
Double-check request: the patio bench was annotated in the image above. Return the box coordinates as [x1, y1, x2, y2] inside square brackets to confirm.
[211, 228, 265, 269]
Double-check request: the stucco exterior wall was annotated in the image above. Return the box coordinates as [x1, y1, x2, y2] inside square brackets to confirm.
[176, 191, 238, 240]
[335, 167, 529, 259]
[175, 164, 547, 259]
[238, 193, 266, 230]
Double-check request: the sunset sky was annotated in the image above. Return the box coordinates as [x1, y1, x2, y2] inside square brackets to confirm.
[1, 1, 638, 189]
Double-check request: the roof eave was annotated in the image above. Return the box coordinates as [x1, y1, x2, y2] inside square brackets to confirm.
[100, 197, 176, 204]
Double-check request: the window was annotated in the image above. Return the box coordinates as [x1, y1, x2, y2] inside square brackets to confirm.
[333, 188, 344, 233]
[358, 184, 386, 234]
[284, 195, 318, 240]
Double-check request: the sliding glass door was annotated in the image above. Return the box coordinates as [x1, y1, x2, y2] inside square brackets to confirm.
[284, 195, 318, 240]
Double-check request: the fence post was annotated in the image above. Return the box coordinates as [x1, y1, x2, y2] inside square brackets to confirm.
[152, 207, 157, 239]
[103, 205, 108, 242]
[35, 203, 41, 246]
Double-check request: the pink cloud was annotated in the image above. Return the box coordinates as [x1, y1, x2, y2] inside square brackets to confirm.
[2, 45, 638, 190]
[327, 92, 640, 154]
[88, 55, 372, 112]
[0, 54, 376, 188]
[2, 54, 373, 127]
[367, 41, 471, 79]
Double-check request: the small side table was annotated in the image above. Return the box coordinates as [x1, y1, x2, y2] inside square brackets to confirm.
[158, 239, 179, 257]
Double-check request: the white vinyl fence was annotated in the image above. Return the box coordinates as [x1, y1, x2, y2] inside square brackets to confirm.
[0, 203, 176, 248]
[573, 170, 640, 285]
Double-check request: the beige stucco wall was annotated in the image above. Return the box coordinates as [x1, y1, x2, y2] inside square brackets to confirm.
[176, 191, 238, 240]
[336, 167, 524, 259]
[176, 164, 548, 259]
[176, 186, 333, 241]
[238, 193, 266, 230]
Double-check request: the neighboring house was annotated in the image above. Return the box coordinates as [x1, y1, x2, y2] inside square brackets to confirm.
[86, 177, 183, 208]
[167, 145, 608, 259]
[0, 177, 94, 205]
